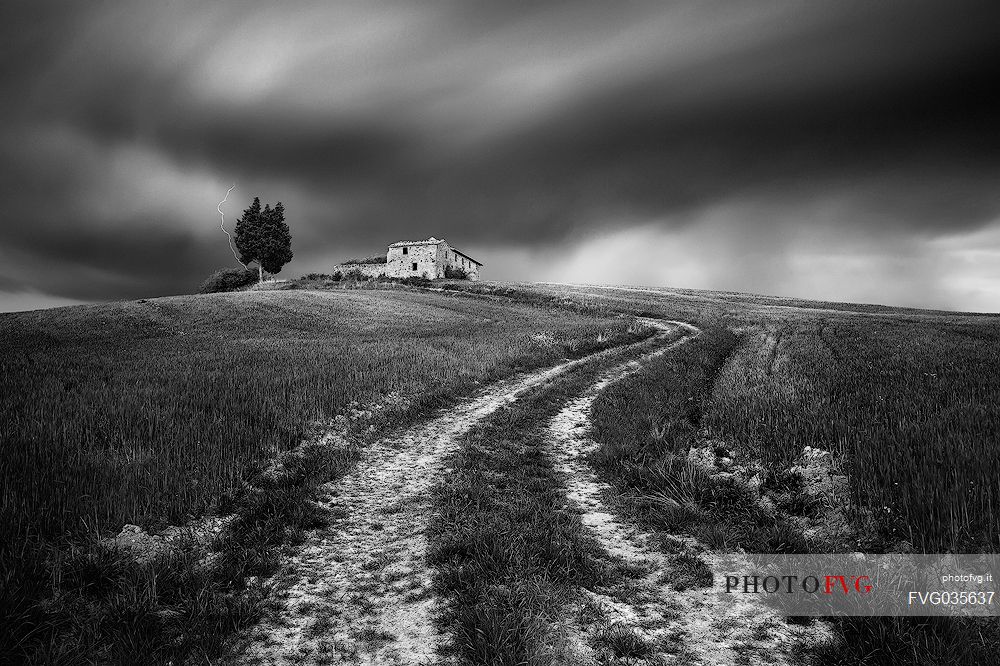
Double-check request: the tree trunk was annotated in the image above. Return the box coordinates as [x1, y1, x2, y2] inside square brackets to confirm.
[258, 264, 263, 284]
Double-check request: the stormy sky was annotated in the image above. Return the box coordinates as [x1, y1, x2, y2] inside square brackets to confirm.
[2, 1, 999, 312]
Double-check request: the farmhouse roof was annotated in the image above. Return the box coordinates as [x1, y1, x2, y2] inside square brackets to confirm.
[388, 237, 483, 266]
[451, 248, 482, 266]
[389, 237, 441, 247]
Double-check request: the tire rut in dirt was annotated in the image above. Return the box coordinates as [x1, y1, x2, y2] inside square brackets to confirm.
[546, 326, 833, 665]
[231, 324, 677, 665]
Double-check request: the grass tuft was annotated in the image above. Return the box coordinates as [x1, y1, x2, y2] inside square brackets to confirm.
[593, 624, 653, 659]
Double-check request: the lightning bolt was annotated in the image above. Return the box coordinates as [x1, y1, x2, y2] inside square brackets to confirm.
[218, 183, 247, 269]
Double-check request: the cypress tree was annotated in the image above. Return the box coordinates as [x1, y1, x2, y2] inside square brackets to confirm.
[234, 197, 293, 282]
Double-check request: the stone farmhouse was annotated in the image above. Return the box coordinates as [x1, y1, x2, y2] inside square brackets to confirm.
[335, 237, 483, 280]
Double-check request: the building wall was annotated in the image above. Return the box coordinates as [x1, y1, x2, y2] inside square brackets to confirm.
[332, 262, 388, 278]
[387, 242, 446, 278]
[440, 245, 480, 280]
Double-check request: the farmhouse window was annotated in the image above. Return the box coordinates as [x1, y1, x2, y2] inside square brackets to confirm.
[402, 247, 408, 254]
[412, 262, 418, 271]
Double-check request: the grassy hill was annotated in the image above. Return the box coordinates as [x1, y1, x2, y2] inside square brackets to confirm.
[2, 289, 635, 539]
[3, 280, 1000, 664]
[1, 287, 643, 663]
[460, 282, 1000, 664]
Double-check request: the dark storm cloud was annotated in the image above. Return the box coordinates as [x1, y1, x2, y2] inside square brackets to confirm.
[7, 223, 199, 297]
[2, 0, 999, 310]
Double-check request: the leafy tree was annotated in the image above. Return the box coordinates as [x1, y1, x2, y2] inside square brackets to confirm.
[234, 197, 293, 282]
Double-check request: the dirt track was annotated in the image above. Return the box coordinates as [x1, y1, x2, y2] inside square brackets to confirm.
[232, 317, 825, 665]
[546, 322, 833, 665]
[232, 320, 687, 665]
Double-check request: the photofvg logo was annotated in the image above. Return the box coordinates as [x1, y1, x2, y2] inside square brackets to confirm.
[714, 554, 1000, 617]
[725, 574, 873, 596]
